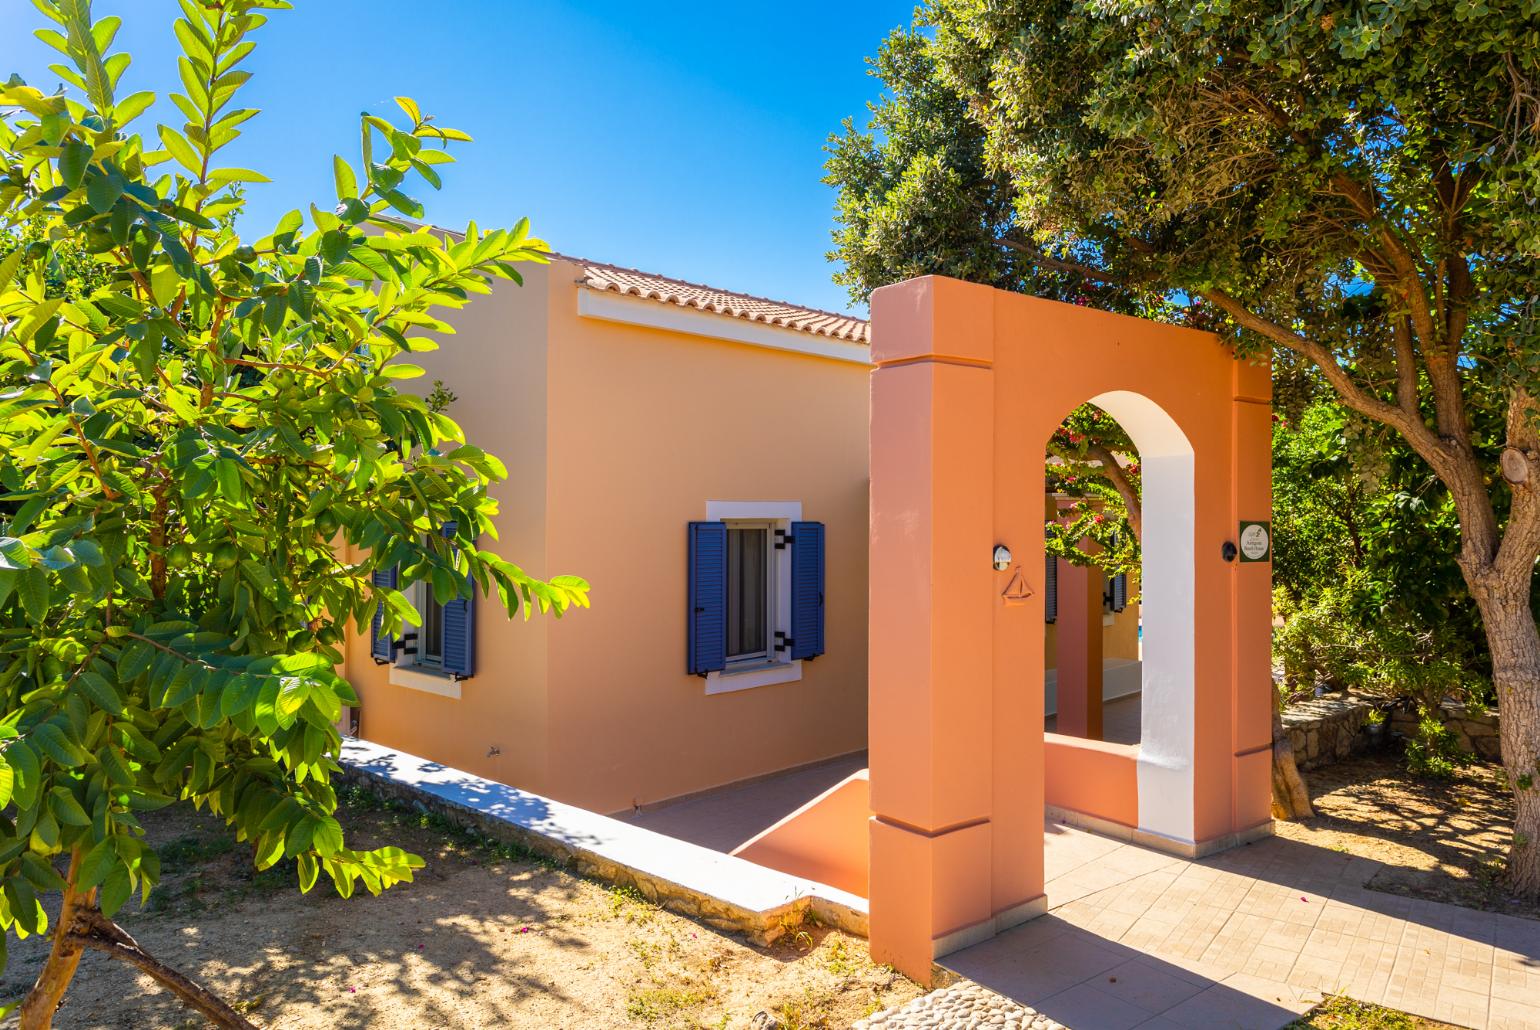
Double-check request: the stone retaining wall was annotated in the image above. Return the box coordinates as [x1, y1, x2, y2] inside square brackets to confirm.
[1281, 693, 1376, 770]
[1388, 700, 1502, 763]
[1280, 692, 1504, 768]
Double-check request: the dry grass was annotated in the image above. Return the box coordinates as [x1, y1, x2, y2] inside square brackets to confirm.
[0, 790, 921, 1029]
[1288, 994, 1462, 1029]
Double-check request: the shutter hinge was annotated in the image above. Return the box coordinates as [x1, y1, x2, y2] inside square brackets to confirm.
[399, 631, 418, 657]
[775, 631, 794, 652]
[775, 528, 793, 550]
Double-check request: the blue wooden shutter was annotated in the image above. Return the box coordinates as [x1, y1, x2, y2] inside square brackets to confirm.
[687, 521, 727, 675]
[790, 521, 825, 661]
[370, 565, 399, 662]
[439, 521, 476, 679]
[1110, 572, 1128, 613]
[1044, 553, 1058, 624]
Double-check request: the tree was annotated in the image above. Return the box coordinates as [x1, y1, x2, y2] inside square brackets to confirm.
[827, 1, 1540, 868]
[0, 2, 588, 1025]
[1271, 397, 1489, 701]
[1045, 406, 1141, 584]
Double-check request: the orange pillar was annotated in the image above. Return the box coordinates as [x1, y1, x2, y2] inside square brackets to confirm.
[867, 276, 1043, 984]
[1054, 552, 1104, 740]
[1228, 357, 1275, 835]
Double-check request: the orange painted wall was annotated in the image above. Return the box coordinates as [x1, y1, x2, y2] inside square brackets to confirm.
[1043, 736, 1139, 828]
[541, 265, 870, 814]
[732, 770, 870, 897]
[341, 264, 554, 794]
[343, 258, 871, 815]
[867, 275, 1271, 982]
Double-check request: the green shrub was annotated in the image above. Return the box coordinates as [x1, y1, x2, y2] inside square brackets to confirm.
[1273, 577, 1485, 708]
[1402, 710, 1474, 780]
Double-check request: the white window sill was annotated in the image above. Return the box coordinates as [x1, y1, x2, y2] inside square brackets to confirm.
[705, 659, 802, 696]
[389, 664, 462, 699]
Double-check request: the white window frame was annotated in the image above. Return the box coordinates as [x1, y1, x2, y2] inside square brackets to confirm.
[704, 500, 803, 695]
[724, 520, 776, 667]
[388, 576, 462, 699]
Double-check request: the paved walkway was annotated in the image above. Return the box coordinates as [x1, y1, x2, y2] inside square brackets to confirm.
[864, 822, 1540, 1030]
[1045, 693, 1142, 745]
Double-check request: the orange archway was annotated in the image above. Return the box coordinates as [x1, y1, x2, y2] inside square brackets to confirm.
[867, 276, 1273, 982]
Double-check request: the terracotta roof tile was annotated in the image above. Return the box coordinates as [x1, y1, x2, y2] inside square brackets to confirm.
[566, 256, 869, 344]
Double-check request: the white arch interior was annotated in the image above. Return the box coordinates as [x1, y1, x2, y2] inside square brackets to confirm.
[1087, 390, 1196, 844]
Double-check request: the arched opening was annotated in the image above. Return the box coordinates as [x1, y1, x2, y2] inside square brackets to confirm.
[1037, 391, 1197, 843]
[1041, 403, 1144, 745]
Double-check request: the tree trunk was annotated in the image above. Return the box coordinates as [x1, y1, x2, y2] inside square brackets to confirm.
[1271, 698, 1314, 820]
[19, 850, 88, 1030]
[1468, 573, 1540, 898]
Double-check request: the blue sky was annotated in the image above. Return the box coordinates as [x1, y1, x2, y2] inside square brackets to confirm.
[0, 1, 914, 315]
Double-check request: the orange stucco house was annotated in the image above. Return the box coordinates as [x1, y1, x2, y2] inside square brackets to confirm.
[342, 255, 874, 815]
[342, 256, 1143, 820]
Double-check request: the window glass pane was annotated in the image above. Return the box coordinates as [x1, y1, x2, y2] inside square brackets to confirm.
[422, 581, 444, 663]
[727, 527, 767, 659]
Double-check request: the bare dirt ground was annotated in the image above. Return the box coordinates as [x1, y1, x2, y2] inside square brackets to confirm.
[1275, 752, 1539, 922]
[0, 790, 922, 1029]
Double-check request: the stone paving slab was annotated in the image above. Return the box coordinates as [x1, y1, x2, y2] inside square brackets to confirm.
[871, 822, 1540, 1029]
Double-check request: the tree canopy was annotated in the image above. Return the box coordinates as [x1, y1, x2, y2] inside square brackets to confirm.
[826, 0, 1540, 893]
[0, 1, 587, 1024]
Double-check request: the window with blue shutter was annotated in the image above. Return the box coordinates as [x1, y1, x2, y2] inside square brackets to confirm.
[437, 521, 476, 679]
[688, 521, 728, 675]
[440, 586, 475, 678]
[790, 521, 825, 661]
[1109, 572, 1128, 613]
[1044, 553, 1058, 624]
[370, 565, 399, 662]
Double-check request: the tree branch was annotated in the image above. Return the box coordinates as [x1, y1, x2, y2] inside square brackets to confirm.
[69, 907, 257, 1030]
[999, 236, 1139, 287]
[1084, 441, 1142, 541]
[1198, 288, 1427, 437]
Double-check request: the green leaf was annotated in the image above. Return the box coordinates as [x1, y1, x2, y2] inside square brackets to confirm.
[100, 863, 132, 918]
[84, 171, 123, 213]
[394, 96, 422, 125]
[113, 89, 154, 124]
[0, 762, 13, 809]
[332, 154, 357, 200]
[78, 671, 125, 716]
[157, 125, 201, 177]
[18, 568, 50, 626]
[78, 836, 119, 890]
[20, 852, 68, 892]
[33, 722, 86, 768]
[58, 141, 92, 188]
[50, 787, 91, 827]
[0, 538, 33, 571]
[310, 815, 344, 858]
[214, 458, 243, 501]
[6, 742, 41, 810]
[117, 644, 155, 686]
[297, 851, 319, 892]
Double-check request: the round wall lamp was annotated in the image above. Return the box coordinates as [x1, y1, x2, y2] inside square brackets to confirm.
[993, 544, 1013, 571]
